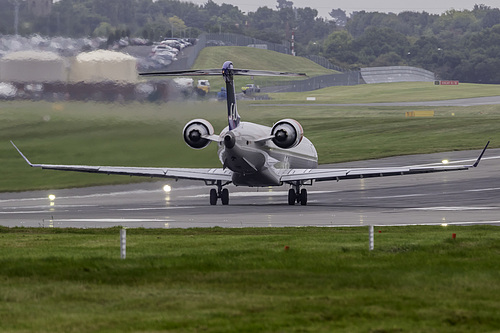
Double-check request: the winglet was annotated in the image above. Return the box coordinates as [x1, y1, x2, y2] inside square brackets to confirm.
[10, 141, 35, 167]
[472, 141, 490, 167]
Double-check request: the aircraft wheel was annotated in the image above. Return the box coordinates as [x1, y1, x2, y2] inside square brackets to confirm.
[221, 188, 229, 205]
[210, 188, 218, 205]
[288, 189, 296, 205]
[300, 188, 307, 206]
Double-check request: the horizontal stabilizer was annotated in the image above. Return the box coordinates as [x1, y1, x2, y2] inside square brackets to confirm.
[140, 69, 307, 77]
[140, 69, 222, 76]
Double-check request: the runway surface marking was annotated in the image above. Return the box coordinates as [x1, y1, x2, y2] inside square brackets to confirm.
[364, 194, 426, 199]
[407, 206, 499, 211]
[53, 218, 175, 223]
[0, 210, 52, 214]
[116, 207, 195, 211]
[465, 187, 500, 192]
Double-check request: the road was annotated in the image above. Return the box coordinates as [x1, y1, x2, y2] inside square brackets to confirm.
[1, 148, 499, 229]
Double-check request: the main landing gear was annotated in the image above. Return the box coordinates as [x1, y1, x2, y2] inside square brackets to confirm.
[207, 181, 308, 206]
[209, 180, 230, 205]
[288, 182, 307, 205]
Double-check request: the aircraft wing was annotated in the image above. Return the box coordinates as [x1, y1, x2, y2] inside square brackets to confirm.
[10, 142, 232, 183]
[279, 142, 489, 183]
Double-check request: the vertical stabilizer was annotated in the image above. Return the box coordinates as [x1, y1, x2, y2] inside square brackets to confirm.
[222, 61, 241, 130]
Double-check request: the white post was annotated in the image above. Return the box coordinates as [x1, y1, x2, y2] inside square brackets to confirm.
[120, 228, 126, 259]
[369, 225, 374, 251]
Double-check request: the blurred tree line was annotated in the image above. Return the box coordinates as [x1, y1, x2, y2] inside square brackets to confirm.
[327, 5, 500, 83]
[1, 0, 500, 83]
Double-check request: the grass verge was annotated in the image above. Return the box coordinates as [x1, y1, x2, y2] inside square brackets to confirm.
[0, 225, 499, 332]
[267, 82, 500, 103]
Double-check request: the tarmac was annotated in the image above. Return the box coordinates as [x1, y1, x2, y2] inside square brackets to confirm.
[1, 148, 499, 229]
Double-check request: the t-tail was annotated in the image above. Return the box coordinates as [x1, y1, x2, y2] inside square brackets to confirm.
[138, 62, 306, 132]
[222, 61, 241, 130]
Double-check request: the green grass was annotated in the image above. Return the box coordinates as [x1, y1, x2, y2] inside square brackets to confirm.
[2, 81, 500, 191]
[0, 225, 499, 332]
[177, 46, 338, 89]
[266, 81, 500, 104]
[192, 46, 336, 76]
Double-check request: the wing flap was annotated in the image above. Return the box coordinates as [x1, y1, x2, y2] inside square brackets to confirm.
[38, 164, 232, 181]
[279, 164, 472, 183]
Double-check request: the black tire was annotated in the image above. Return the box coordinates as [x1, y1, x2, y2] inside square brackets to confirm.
[288, 189, 296, 205]
[221, 188, 229, 205]
[210, 188, 217, 205]
[300, 188, 307, 205]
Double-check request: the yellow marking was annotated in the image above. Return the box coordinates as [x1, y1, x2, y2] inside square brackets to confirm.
[405, 110, 435, 117]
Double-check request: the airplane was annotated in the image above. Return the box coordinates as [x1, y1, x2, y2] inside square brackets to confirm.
[11, 61, 490, 206]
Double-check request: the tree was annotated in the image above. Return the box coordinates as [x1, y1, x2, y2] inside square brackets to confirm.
[322, 30, 358, 67]
[276, 0, 293, 10]
[293, 7, 334, 50]
[168, 15, 186, 37]
[481, 8, 500, 28]
[351, 27, 410, 62]
[93, 22, 114, 37]
[329, 8, 346, 27]
[371, 52, 405, 67]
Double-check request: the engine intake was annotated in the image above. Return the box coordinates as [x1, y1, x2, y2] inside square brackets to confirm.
[183, 119, 215, 149]
[271, 119, 304, 149]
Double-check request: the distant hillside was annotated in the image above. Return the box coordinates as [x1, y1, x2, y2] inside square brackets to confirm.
[192, 47, 337, 77]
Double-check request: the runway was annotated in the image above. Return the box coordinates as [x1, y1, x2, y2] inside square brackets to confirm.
[1, 148, 500, 229]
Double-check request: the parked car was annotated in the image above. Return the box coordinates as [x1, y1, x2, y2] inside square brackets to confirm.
[196, 79, 210, 95]
[241, 84, 260, 94]
[0, 82, 17, 99]
[152, 44, 178, 56]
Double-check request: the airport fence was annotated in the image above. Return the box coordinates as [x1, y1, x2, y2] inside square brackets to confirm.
[304, 55, 347, 72]
[262, 72, 361, 93]
[203, 32, 291, 54]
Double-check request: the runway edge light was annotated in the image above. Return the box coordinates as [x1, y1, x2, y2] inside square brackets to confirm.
[369, 225, 374, 251]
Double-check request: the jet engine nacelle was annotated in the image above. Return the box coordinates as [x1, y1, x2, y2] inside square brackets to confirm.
[183, 119, 215, 149]
[271, 119, 304, 149]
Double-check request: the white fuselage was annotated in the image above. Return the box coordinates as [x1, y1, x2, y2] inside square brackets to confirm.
[217, 122, 318, 186]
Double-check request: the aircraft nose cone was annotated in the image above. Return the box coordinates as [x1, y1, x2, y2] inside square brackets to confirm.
[224, 133, 236, 149]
